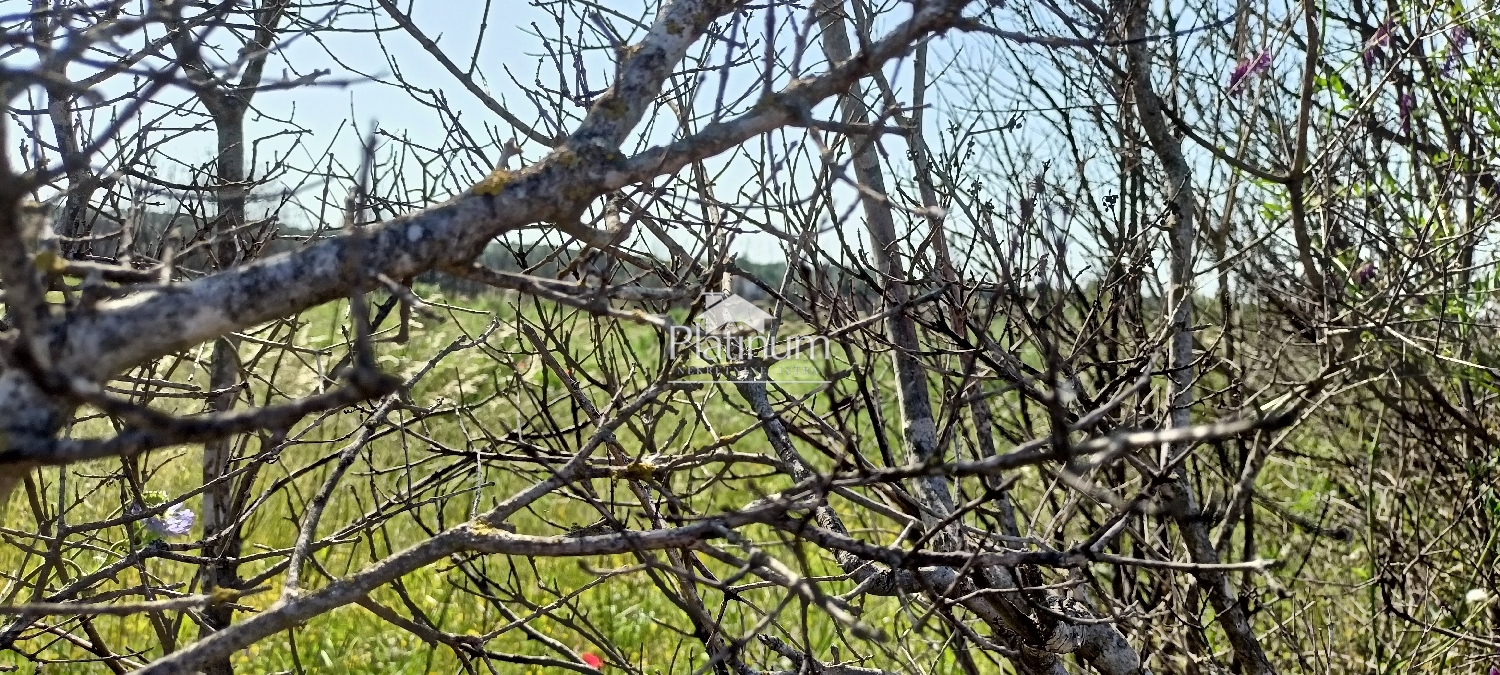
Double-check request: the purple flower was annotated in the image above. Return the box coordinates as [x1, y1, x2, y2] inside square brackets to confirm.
[1398, 93, 1415, 132]
[1365, 23, 1392, 66]
[1449, 25, 1469, 50]
[146, 504, 195, 537]
[1489, 665, 1499, 675]
[1443, 26, 1469, 76]
[1353, 262, 1377, 287]
[1228, 50, 1272, 95]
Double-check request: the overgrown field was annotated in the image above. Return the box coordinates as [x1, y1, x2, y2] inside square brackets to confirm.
[2, 288, 1488, 675]
[0, 290, 958, 674]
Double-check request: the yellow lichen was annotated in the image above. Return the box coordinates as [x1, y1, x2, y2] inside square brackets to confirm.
[596, 96, 629, 119]
[561, 184, 595, 202]
[469, 519, 513, 536]
[751, 95, 781, 114]
[615, 461, 657, 480]
[471, 168, 513, 196]
[665, 20, 683, 35]
[32, 250, 65, 273]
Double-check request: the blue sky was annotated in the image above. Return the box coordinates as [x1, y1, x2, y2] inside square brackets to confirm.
[4, 1, 1012, 266]
[243, 0, 869, 264]
[2, 0, 1115, 271]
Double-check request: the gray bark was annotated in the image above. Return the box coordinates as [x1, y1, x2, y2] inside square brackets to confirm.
[814, 0, 958, 539]
[198, 108, 247, 675]
[168, 4, 287, 671]
[812, 4, 1147, 674]
[1121, 2, 1276, 674]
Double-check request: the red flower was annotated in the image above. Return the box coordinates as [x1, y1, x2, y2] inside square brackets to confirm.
[581, 653, 604, 670]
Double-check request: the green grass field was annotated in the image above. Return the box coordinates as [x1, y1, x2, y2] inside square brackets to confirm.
[0, 288, 1431, 675]
[0, 290, 962, 675]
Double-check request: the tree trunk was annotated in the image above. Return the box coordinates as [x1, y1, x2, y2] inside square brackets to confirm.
[814, 4, 1149, 674]
[813, 0, 956, 538]
[198, 105, 248, 675]
[1121, 2, 1275, 674]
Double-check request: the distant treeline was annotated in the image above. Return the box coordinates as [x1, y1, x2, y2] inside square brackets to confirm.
[56, 207, 800, 305]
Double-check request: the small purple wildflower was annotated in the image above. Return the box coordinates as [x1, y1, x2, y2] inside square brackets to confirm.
[1443, 26, 1469, 77]
[1364, 23, 1392, 66]
[146, 504, 196, 537]
[1450, 25, 1469, 50]
[1353, 262, 1377, 287]
[1489, 665, 1499, 675]
[1398, 93, 1415, 133]
[1228, 50, 1272, 95]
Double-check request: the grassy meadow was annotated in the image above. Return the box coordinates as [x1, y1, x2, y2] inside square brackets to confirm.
[0, 289, 961, 675]
[0, 288, 1418, 675]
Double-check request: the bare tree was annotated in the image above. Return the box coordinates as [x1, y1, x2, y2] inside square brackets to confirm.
[1, 0, 1495, 674]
